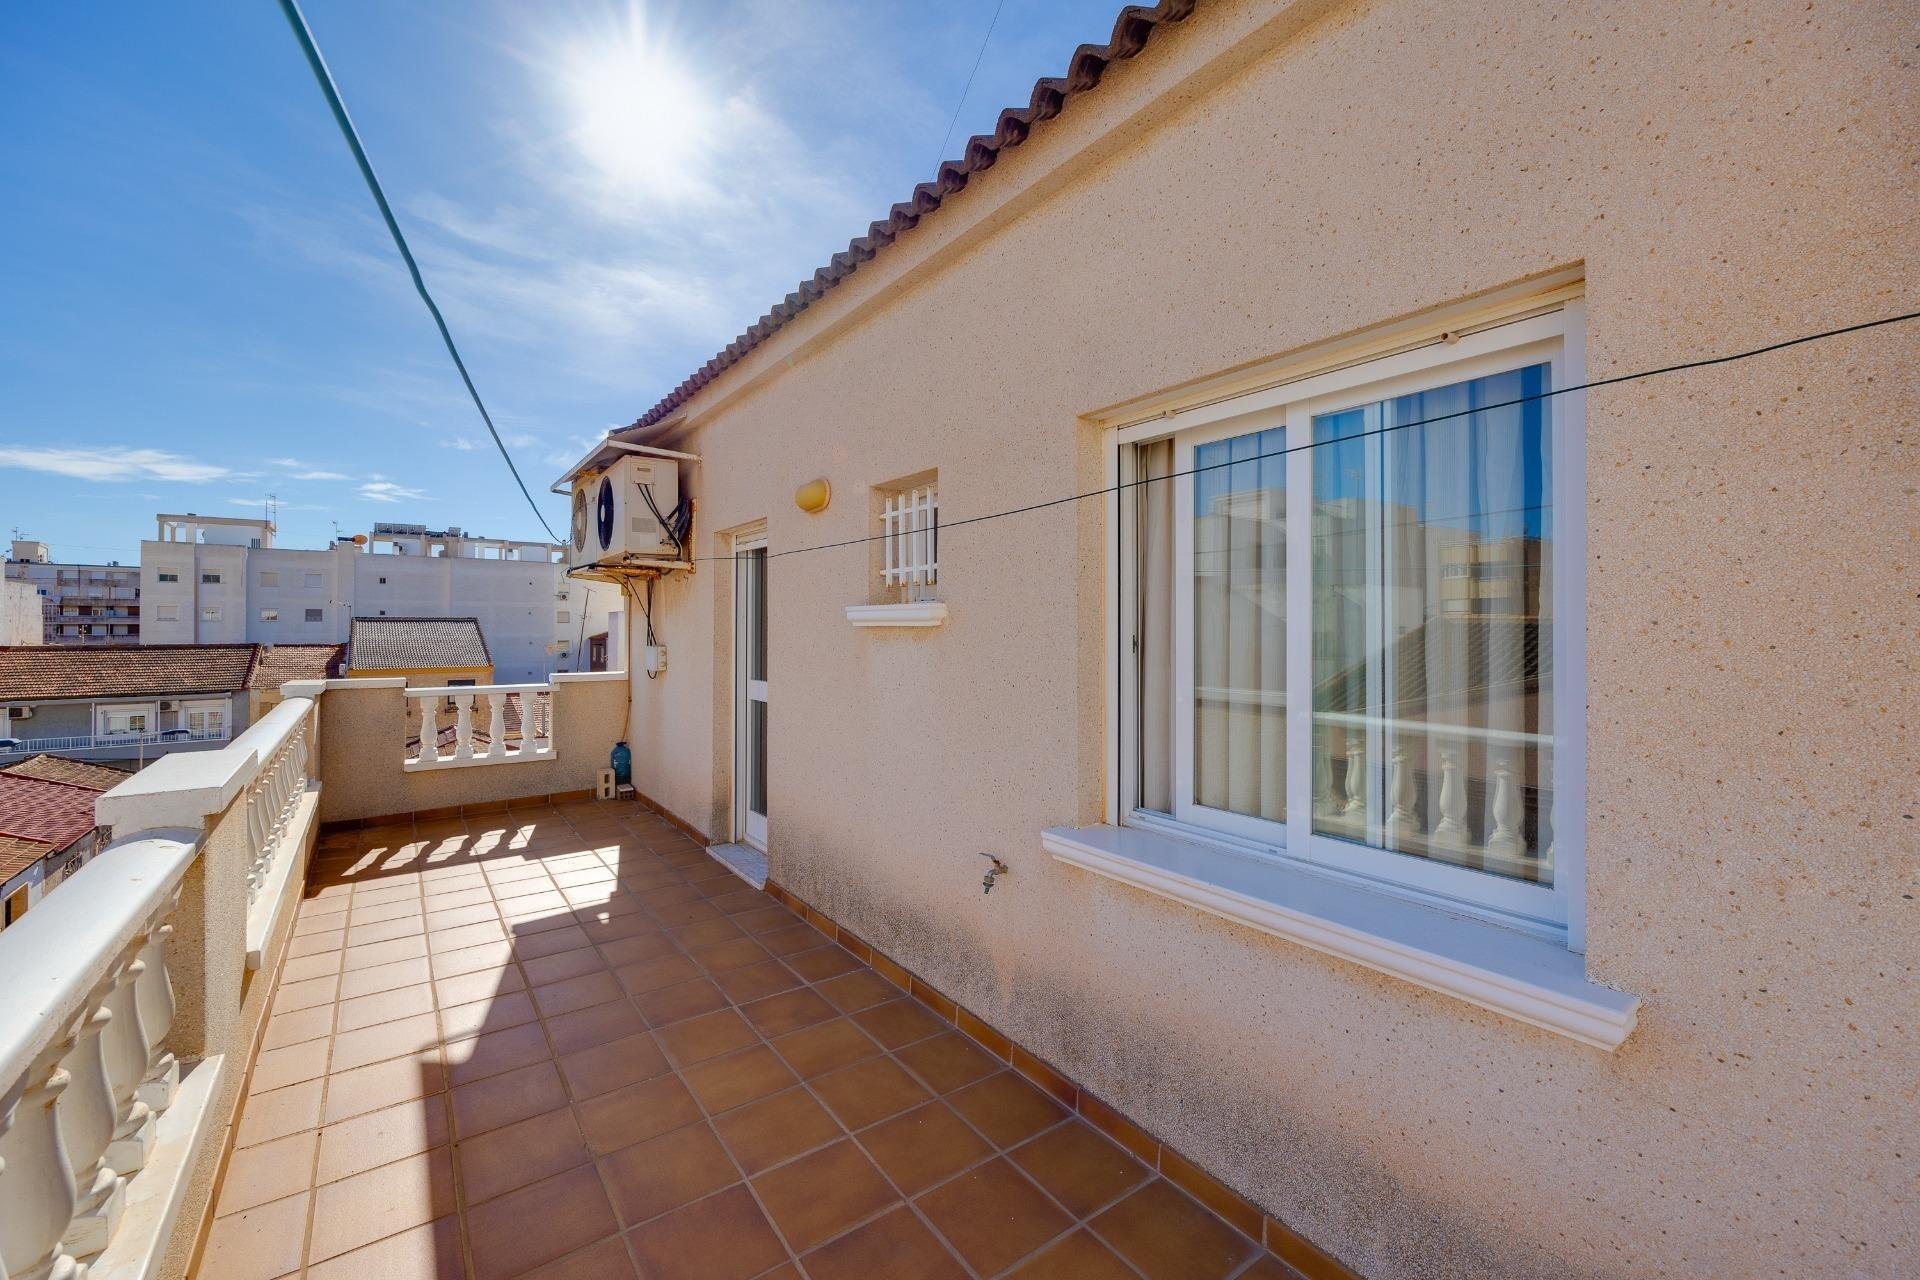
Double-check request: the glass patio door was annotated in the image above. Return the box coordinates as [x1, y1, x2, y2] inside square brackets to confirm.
[735, 536, 769, 850]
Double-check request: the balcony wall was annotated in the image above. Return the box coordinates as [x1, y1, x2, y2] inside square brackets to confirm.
[306, 672, 627, 824]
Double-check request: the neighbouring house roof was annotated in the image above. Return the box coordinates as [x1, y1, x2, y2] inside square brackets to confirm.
[0, 771, 108, 880]
[0, 644, 261, 701]
[624, 0, 1196, 434]
[347, 618, 491, 673]
[0, 755, 131, 790]
[250, 644, 346, 689]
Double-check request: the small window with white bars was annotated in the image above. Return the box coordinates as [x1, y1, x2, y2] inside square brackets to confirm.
[879, 483, 939, 602]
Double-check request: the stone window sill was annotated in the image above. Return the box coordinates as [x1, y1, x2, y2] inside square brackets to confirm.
[845, 601, 947, 628]
[1041, 822, 1638, 1050]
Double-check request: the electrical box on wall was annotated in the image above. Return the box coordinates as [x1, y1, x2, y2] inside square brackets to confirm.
[570, 455, 689, 569]
[643, 644, 667, 676]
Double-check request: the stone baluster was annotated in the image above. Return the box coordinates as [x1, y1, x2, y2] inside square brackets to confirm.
[1486, 756, 1528, 859]
[133, 903, 178, 1114]
[1383, 744, 1418, 845]
[1431, 746, 1471, 849]
[55, 997, 122, 1258]
[0, 1050, 85, 1280]
[415, 696, 439, 765]
[452, 694, 475, 762]
[99, 940, 153, 1179]
[1312, 735, 1337, 818]
[487, 694, 507, 760]
[532, 692, 551, 753]
[1342, 737, 1366, 816]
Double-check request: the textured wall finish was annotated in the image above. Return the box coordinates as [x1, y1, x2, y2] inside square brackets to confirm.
[615, 1, 1918, 1276]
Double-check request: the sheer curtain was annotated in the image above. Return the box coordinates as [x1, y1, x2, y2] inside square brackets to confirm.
[1311, 364, 1553, 884]
[1192, 427, 1286, 823]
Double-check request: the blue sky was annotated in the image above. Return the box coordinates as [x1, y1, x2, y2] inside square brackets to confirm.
[1, 0, 1123, 563]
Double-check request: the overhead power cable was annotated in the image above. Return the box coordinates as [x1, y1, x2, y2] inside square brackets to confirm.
[687, 307, 1918, 566]
[275, 0, 562, 544]
[931, 0, 1008, 174]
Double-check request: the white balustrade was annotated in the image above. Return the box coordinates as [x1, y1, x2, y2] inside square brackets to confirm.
[241, 705, 315, 908]
[404, 684, 556, 771]
[0, 833, 197, 1278]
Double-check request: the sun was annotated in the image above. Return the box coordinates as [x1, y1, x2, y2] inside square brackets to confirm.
[560, 10, 713, 198]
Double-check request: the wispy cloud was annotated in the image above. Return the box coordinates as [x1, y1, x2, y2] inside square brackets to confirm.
[0, 444, 244, 483]
[359, 478, 428, 504]
[443, 433, 539, 452]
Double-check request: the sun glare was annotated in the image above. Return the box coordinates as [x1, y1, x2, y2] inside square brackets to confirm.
[562, 14, 713, 198]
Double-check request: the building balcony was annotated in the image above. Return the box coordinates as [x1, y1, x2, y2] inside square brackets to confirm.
[0, 729, 229, 763]
[0, 671, 1318, 1280]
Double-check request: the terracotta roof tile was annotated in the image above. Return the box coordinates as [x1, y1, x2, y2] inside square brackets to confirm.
[628, 0, 1196, 432]
[0, 772, 100, 852]
[0, 833, 53, 883]
[250, 644, 345, 689]
[347, 618, 491, 672]
[0, 755, 130, 791]
[0, 644, 260, 701]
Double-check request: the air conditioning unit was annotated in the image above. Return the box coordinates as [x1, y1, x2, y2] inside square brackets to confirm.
[6, 705, 32, 720]
[159, 700, 178, 712]
[570, 454, 688, 568]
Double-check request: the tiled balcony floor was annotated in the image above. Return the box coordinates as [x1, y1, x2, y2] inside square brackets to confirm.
[199, 801, 1299, 1280]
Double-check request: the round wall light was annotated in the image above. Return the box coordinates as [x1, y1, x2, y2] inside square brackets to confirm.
[794, 478, 831, 515]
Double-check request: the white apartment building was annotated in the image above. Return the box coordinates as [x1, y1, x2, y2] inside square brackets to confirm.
[4, 539, 141, 644]
[137, 515, 614, 682]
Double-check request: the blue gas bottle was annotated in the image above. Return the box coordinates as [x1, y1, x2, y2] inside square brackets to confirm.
[610, 740, 632, 786]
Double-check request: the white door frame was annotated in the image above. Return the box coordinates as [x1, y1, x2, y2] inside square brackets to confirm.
[733, 532, 769, 850]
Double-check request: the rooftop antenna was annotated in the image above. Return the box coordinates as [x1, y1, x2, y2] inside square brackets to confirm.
[266, 492, 278, 526]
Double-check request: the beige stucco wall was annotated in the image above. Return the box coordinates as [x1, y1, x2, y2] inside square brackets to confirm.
[313, 675, 627, 822]
[616, 1, 1917, 1276]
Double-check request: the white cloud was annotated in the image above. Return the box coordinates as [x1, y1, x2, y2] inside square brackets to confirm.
[359, 478, 427, 504]
[445, 437, 482, 451]
[264, 456, 352, 481]
[0, 444, 242, 484]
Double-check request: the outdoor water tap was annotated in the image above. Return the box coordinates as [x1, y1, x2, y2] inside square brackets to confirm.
[979, 854, 1008, 894]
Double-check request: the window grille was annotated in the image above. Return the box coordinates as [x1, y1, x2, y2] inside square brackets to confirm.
[881, 485, 939, 602]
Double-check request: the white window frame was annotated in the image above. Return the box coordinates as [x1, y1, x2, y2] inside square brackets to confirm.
[1112, 303, 1586, 947]
[200, 606, 221, 622]
[201, 573, 221, 584]
[304, 607, 324, 623]
[303, 572, 324, 589]
[155, 603, 180, 622]
[96, 703, 157, 738]
[258, 570, 280, 587]
[880, 485, 939, 602]
[183, 700, 227, 740]
[156, 571, 179, 584]
[259, 608, 279, 622]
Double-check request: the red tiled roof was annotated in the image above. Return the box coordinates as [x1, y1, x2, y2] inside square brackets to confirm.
[628, 0, 1197, 432]
[0, 644, 260, 700]
[0, 772, 100, 853]
[250, 644, 345, 689]
[0, 834, 51, 883]
[348, 618, 490, 672]
[0, 755, 131, 790]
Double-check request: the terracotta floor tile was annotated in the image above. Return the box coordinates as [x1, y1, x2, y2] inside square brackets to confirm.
[248, 1037, 331, 1094]
[598, 931, 679, 967]
[451, 1060, 568, 1137]
[530, 969, 623, 1018]
[1008, 1230, 1142, 1280]
[309, 1147, 458, 1263]
[654, 1007, 757, 1067]
[1011, 1121, 1152, 1218]
[598, 1120, 739, 1224]
[547, 998, 648, 1055]
[432, 965, 524, 1009]
[512, 923, 593, 959]
[235, 1078, 324, 1148]
[285, 928, 345, 959]
[317, 1096, 449, 1184]
[335, 981, 436, 1033]
[347, 916, 427, 947]
[812, 1054, 932, 1130]
[897, 1031, 1002, 1095]
[681, 1044, 798, 1114]
[711, 1086, 843, 1176]
[741, 987, 838, 1038]
[521, 945, 607, 987]
[457, 1105, 591, 1206]
[800, 1204, 968, 1280]
[950, 1071, 1071, 1148]
[343, 935, 430, 972]
[446, 1020, 551, 1087]
[733, 905, 801, 935]
[632, 976, 730, 1027]
[306, 1216, 464, 1280]
[769, 1017, 882, 1079]
[439, 988, 536, 1041]
[625, 1183, 789, 1280]
[426, 920, 509, 954]
[916, 1157, 1074, 1277]
[686, 935, 770, 973]
[338, 956, 434, 1001]
[560, 1031, 670, 1099]
[672, 916, 746, 948]
[575, 1072, 704, 1157]
[216, 1130, 317, 1214]
[852, 997, 947, 1050]
[429, 939, 515, 980]
[196, 1189, 308, 1280]
[261, 1002, 335, 1052]
[751, 1138, 899, 1253]
[330, 1011, 442, 1073]
[1236, 1255, 1309, 1279]
[815, 968, 903, 1014]
[515, 1234, 638, 1280]
[279, 949, 344, 984]
[465, 1164, 620, 1280]
[784, 944, 863, 982]
[1090, 1180, 1259, 1280]
[858, 1101, 993, 1196]
[323, 1052, 445, 1125]
[760, 924, 832, 957]
[270, 973, 339, 1014]
[614, 952, 701, 995]
[425, 902, 499, 932]
[712, 958, 803, 1004]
